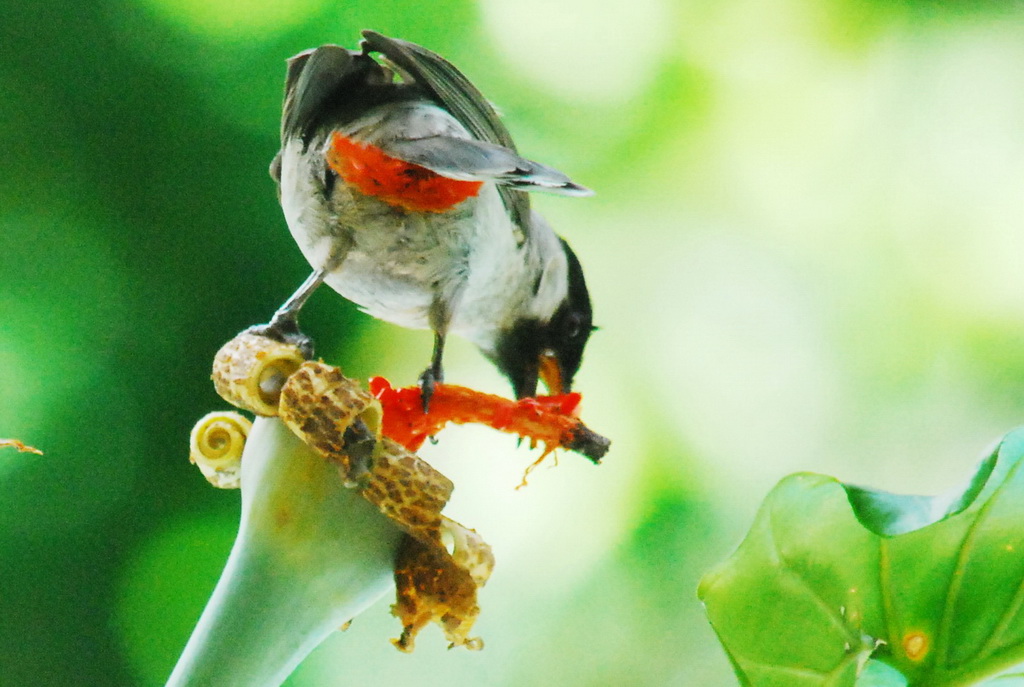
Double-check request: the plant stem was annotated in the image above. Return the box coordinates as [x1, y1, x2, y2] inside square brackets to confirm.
[167, 417, 403, 687]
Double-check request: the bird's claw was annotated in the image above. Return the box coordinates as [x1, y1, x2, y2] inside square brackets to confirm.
[244, 311, 315, 360]
[417, 366, 443, 414]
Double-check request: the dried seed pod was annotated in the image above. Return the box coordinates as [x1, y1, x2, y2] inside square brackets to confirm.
[361, 436, 454, 543]
[189, 411, 252, 489]
[391, 516, 494, 652]
[212, 332, 305, 416]
[274, 359, 490, 651]
[278, 361, 385, 485]
[445, 517, 494, 589]
[212, 358, 499, 651]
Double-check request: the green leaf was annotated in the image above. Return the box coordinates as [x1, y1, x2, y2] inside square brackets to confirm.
[699, 427, 1024, 687]
[857, 660, 908, 686]
[844, 451, 997, 537]
[981, 672, 1024, 685]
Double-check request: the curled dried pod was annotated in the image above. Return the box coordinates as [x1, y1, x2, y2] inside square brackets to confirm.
[212, 332, 305, 416]
[189, 411, 252, 489]
[443, 517, 494, 589]
[391, 516, 493, 653]
[279, 361, 384, 485]
[362, 436, 453, 542]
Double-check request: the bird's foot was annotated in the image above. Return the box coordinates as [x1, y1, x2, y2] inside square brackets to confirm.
[243, 269, 326, 359]
[417, 365, 443, 414]
[244, 310, 314, 360]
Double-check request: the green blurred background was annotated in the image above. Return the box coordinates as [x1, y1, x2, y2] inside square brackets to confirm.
[3, 0, 1024, 684]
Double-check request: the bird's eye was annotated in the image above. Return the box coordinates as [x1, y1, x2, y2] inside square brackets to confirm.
[565, 313, 585, 340]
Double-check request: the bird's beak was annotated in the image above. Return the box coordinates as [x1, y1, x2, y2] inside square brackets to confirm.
[537, 350, 566, 396]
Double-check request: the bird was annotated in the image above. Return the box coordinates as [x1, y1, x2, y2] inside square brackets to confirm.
[263, 30, 594, 406]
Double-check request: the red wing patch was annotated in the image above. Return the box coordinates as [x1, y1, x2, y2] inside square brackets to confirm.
[327, 132, 483, 213]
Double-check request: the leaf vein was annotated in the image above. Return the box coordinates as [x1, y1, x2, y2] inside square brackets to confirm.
[968, 455, 1024, 662]
[879, 538, 900, 649]
[767, 498, 864, 647]
[937, 445, 1024, 669]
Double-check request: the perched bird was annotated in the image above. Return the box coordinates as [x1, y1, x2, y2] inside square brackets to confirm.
[266, 30, 594, 404]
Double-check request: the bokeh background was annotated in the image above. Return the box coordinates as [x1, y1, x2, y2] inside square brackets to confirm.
[3, 0, 1024, 684]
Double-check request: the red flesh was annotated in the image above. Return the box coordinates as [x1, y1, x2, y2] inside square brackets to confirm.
[370, 377, 582, 453]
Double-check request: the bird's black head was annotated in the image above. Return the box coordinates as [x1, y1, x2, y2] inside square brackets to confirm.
[493, 238, 594, 399]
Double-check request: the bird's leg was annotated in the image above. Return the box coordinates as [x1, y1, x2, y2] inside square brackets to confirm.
[246, 269, 326, 359]
[273, 269, 327, 324]
[417, 330, 446, 413]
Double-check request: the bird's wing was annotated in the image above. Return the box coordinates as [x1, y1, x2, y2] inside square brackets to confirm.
[280, 45, 367, 149]
[379, 136, 592, 197]
[360, 30, 544, 237]
[272, 44, 392, 188]
[272, 46, 360, 185]
[361, 32, 512, 150]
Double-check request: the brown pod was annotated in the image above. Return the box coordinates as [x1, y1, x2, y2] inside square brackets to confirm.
[212, 332, 305, 416]
[278, 361, 384, 484]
